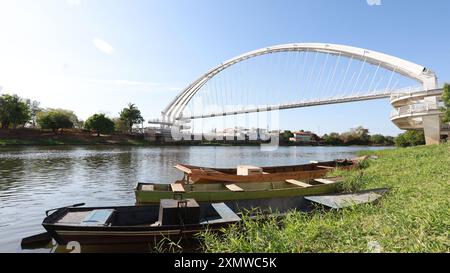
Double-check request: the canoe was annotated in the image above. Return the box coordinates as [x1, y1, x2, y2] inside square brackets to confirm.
[42, 200, 242, 245]
[175, 158, 360, 184]
[135, 177, 344, 204]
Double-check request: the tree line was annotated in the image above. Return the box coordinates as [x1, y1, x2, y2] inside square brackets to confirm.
[2, 83, 449, 146]
[0, 93, 144, 136]
[280, 125, 428, 147]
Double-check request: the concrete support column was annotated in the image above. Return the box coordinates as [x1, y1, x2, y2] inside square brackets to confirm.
[423, 115, 441, 145]
[422, 95, 441, 145]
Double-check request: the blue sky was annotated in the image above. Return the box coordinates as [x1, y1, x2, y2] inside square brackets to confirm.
[0, 0, 449, 136]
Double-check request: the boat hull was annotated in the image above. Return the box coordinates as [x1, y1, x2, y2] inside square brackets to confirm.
[43, 223, 228, 245]
[42, 204, 236, 245]
[178, 159, 358, 184]
[135, 180, 341, 204]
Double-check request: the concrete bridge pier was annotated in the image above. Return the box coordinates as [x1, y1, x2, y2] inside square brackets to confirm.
[423, 96, 442, 145]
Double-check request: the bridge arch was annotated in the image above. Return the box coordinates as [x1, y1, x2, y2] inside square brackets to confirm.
[163, 43, 438, 121]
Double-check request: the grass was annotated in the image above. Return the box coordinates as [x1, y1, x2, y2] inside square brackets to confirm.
[200, 144, 450, 253]
[0, 138, 157, 146]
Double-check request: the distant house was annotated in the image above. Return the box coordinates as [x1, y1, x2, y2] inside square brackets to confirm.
[292, 131, 318, 143]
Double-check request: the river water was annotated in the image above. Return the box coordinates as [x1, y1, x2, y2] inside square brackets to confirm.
[0, 145, 391, 252]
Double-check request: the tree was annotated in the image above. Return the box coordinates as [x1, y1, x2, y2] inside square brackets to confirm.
[370, 134, 386, 145]
[36, 109, 75, 134]
[395, 130, 425, 147]
[280, 130, 294, 142]
[25, 99, 41, 128]
[0, 94, 31, 129]
[322, 132, 343, 145]
[442, 83, 450, 123]
[85, 114, 115, 136]
[384, 136, 395, 146]
[340, 126, 370, 145]
[112, 118, 128, 133]
[119, 103, 144, 133]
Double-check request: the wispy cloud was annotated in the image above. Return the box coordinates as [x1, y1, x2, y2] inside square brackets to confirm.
[93, 38, 115, 55]
[66, 0, 82, 8]
[367, 0, 382, 6]
[86, 78, 182, 91]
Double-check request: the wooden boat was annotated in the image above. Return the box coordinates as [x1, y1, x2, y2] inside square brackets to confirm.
[175, 158, 360, 184]
[135, 176, 344, 204]
[42, 200, 242, 245]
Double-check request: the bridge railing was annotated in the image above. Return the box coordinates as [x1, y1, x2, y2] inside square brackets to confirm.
[391, 102, 442, 119]
[389, 85, 427, 101]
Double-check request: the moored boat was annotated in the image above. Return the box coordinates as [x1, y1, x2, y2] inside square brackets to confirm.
[175, 158, 360, 184]
[135, 177, 344, 204]
[42, 199, 242, 245]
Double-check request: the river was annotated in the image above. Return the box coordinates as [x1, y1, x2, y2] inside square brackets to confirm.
[0, 145, 391, 252]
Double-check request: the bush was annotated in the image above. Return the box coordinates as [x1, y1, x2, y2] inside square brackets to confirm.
[36, 109, 76, 134]
[395, 130, 425, 147]
[442, 83, 450, 123]
[85, 114, 115, 136]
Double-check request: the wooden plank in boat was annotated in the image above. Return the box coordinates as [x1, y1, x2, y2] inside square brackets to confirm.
[175, 164, 193, 174]
[81, 209, 115, 226]
[211, 203, 241, 222]
[285, 179, 312, 188]
[170, 183, 185, 193]
[226, 184, 244, 192]
[317, 165, 334, 169]
[314, 178, 335, 184]
[57, 211, 91, 225]
[141, 184, 154, 191]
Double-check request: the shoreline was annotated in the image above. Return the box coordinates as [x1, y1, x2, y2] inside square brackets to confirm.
[0, 139, 394, 148]
[0, 128, 395, 148]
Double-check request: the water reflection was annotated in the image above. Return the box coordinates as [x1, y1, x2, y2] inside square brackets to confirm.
[0, 145, 390, 252]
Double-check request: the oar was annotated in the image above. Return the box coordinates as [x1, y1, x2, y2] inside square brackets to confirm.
[45, 203, 85, 216]
[21, 232, 52, 249]
[21, 203, 86, 249]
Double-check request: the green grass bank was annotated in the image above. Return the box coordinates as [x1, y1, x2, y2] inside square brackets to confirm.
[201, 144, 450, 253]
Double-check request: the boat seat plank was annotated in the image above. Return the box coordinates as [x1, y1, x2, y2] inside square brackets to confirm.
[285, 179, 312, 188]
[208, 203, 241, 223]
[141, 184, 154, 191]
[174, 164, 193, 174]
[226, 184, 244, 192]
[317, 165, 335, 169]
[314, 178, 335, 184]
[170, 183, 185, 193]
[57, 211, 91, 225]
[81, 209, 115, 226]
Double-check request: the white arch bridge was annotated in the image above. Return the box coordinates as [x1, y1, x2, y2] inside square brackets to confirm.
[149, 43, 448, 145]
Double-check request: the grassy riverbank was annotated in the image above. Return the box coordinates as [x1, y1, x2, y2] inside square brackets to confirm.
[201, 144, 450, 253]
[0, 128, 154, 146]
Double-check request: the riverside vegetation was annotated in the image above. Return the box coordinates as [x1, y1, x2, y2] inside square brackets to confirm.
[200, 144, 450, 253]
[1, 93, 424, 147]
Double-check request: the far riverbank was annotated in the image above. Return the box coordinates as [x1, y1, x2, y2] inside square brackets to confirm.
[0, 128, 394, 147]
